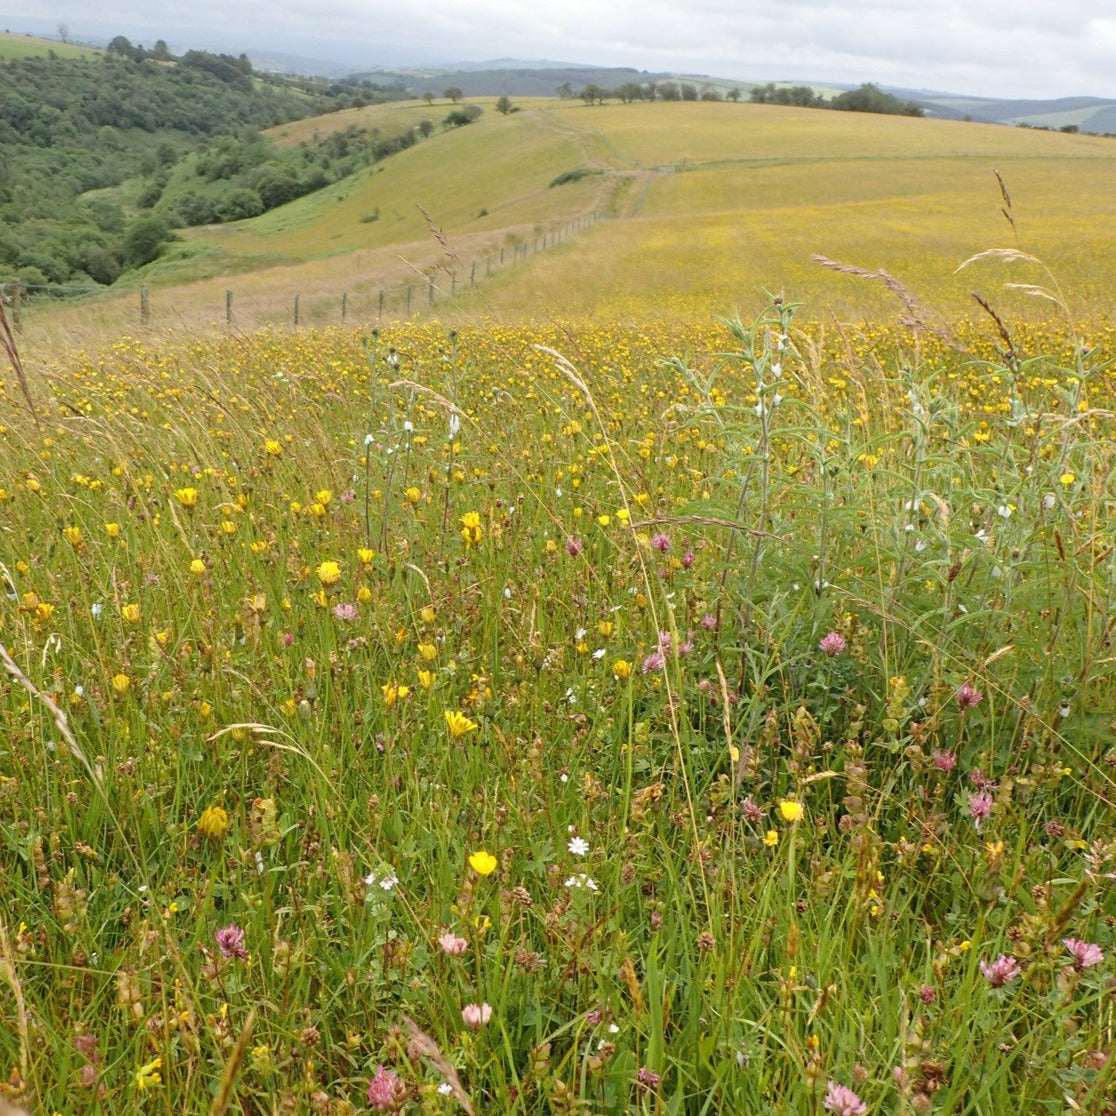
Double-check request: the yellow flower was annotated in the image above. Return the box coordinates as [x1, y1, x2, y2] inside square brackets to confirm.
[417, 642, 437, 662]
[111, 673, 131, 695]
[460, 511, 483, 547]
[198, 805, 229, 840]
[104, 522, 120, 539]
[316, 560, 342, 587]
[135, 1056, 163, 1091]
[381, 682, 410, 708]
[404, 486, 422, 505]
[417, 669, 435, 690]
[763, 829, 779, 847]
[121, 603, 141, 624]
[778, 800, 804, 823]
[615, 508, 630, 525]
[264, 439, 283, 457]
[444, 710, 479, 738]
[597, 514, 611, 527]
[612, 659, 631, 680]
[357, 547, 375, 566]
[469, 850, 498, 876]
[63, 525, 82, 546]
[357, 585, 373, 605]
[420, 606, 436, 624]
[315, 489, 332, 506]
[1059, 472, 1075, 486]
[190, 558, 206, 576]
[175, 487, 198, 508]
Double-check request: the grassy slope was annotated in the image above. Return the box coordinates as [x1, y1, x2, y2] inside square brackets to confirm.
[0, 30, 99, 60]
[28, 98, 1116, 337]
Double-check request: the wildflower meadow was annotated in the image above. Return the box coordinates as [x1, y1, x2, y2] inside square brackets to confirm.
[1, 284, 1115, 1113]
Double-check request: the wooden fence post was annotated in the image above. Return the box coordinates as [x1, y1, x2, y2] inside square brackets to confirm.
[379, 290, 384, 318]
[293, 293, 300, 326]
[226, 290, 233, 324]
[341, 292, 347, 322]
[140, 285, 149, 325]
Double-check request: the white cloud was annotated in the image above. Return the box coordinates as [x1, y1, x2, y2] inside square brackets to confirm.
[4, 0, 1114, 99]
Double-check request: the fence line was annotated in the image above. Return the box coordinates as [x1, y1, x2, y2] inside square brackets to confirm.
[0, 211, 603, 332]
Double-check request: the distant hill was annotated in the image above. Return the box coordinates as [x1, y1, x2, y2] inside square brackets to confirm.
[348, 64, 683, 99]
[886, 88, 1116, 133]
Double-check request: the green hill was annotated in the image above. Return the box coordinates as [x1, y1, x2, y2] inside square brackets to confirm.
[20, 97, 1116, 336]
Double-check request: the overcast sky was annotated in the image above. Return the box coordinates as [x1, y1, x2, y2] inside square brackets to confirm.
[4, 1, 1114, 100]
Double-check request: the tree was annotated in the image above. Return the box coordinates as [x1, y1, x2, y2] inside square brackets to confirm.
[57, 22, 69, 43]
[122, 215, 171, 268]
[556, 82, 574, 100]
[151, 39, 171, 61]
[580, 84, 608, 106]
[444, 105, 482, 127]
[423, 90, 434, 105]
[444, 87, 463, 104]
[107, 35, 136, 59]
[418, 118, 434, 137]
[658, 81, 680, 101]
[726, 87, 742, 102]
[495, 95, 513, 115]
[680, 82, 698, 101]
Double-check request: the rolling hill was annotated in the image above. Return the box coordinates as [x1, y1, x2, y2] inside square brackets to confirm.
[25, 95, 1116, 341]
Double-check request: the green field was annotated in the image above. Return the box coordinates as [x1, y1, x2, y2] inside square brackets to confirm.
[0, 30, 99, 61]
[24, 97, 1116, 342]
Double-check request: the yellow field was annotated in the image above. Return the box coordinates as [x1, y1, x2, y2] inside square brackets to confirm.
[23, 98, 1116, 341]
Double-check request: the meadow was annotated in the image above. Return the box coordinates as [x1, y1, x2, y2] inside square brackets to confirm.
[2, 280, 1116, 1113]
[3, 95, 1116, 1115]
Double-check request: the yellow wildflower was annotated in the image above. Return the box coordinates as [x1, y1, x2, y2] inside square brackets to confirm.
[121, 603, 141, 624]
[190, 558, 206, 576]
[778, 800, 804, 824]
[763, 829, 779, 847]
[111, 673, 131, 696]
[460, 511, 483, 546]
[612, 659, 631, 680]
[381, 682, 410, 708]
[468, 850, 498, 876]
[444, 710, 479, 738]
[135, 1056, 163, 1091]
[197, 805, 229, 840]
[316, 560, 342, 587]
[175, 487, 198, 508]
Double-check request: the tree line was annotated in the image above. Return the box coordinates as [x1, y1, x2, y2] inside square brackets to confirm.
[558, 79, 924, 117]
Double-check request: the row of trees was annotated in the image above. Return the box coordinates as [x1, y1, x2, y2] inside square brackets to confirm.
[559, 80, 743, 104]
[558, 78, 925, 117]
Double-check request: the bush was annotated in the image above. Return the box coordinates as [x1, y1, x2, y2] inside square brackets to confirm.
[122, 215, 171, 268]
[444, 105, 483, 127]
[549, 166, 604, 187]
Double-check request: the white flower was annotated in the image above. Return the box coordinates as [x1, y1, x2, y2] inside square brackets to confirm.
[592, 648, 606, 660]
[564, 873, 598, 891]
[403, 420, 414, 433]
[1043, 493, 1056, 510]
[90, 602, 104, 620]
[379, 872, 399, 891]
[996, 504, 1013, 519]
[363, 433, 375, 447]
[567, 836, 590, 857]
[448, 412, 460, 439]
[437, 1083, 453, 1097]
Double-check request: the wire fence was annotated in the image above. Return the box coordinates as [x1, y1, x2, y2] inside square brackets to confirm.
[1, 211, 602, 332]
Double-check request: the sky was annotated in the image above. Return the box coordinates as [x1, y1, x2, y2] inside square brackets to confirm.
[4, 1, 1114, 100]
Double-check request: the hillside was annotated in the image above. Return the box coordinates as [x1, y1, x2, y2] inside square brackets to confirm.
[26, 96, 1108, 339]
[0, 43, 385, 290]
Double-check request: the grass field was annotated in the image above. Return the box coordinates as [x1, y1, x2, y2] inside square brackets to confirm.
[3, 97, 1116, 1114]
[20, 97, 1116, 343]
[0, 30, 99, 61]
